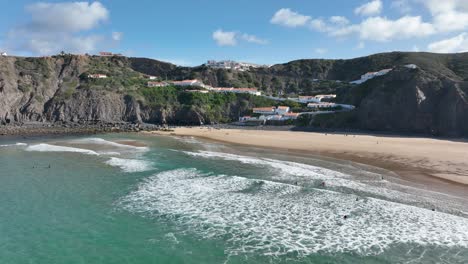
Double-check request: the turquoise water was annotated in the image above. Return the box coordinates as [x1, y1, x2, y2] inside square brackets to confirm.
[1, 134, 468, 263]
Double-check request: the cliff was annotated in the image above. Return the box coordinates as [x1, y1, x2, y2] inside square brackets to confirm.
[1, 52, 468, 136]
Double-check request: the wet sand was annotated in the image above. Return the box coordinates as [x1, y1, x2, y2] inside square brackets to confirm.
[145, 127, 468, 186]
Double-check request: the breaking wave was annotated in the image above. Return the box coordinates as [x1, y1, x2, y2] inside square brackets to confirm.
[105, 157, 153, 173]
[72, 137, 149, 151]
[120, 168, 468, 257]
[26, 143, 99, 155]
[0, 142, 27, 148]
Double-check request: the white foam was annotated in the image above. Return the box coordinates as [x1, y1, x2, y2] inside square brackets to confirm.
[184, 150, 348, 180]
[26, 143, 99, 155]
[105, 157, 153, 173]
[120, 169, 468, 257]
[0, 142, 27, 147]
[181, 150, 458, 208]
[73, 137, 149, 151]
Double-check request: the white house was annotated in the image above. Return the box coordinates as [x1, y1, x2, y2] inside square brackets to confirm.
[275, 106, 290, 115]
[239, 116, 259, 121]
[1, 52, 7, 56]
[88, 74, 107, 79]
[148, 76, 158, 80]
[171, 79, 205, 87]
[147, 81, 168, 87]
[297, 94, 336, 103]
[281, 113, 300, 120]
[298, 96, 319, 103]
[253, 107, 276, 115]
[350, 68, 393, 84]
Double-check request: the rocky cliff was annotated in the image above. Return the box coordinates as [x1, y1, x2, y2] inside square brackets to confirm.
[1, 52, 468, 136]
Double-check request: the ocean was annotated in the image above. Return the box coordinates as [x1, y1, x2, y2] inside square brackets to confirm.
[1, 133, 467, 263]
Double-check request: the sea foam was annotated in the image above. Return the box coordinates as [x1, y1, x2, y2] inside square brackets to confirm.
[181, 150, 468, 215]
[120, 168, 468, 257]
[105, 157, 153, 173]
[0, 142, 27, 148]
[72, 138, 149, 151]
[26, 143, 99, 155]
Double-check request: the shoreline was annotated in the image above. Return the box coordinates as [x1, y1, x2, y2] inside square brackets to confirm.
[144, 127, 468, 189]
[0, 122, 162, 137]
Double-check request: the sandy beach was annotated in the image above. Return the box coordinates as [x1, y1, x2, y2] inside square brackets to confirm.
[145, 127, 468, 186]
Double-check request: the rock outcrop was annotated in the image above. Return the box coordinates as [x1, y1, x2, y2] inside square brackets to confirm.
[1, 52, 468, 136]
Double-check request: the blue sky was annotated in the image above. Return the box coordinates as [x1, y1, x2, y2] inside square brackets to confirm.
[1, 0, 468, 65]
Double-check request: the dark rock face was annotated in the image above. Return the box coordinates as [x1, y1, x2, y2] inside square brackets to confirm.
[1, 52, 468, 136]
[340, 67, 468, 136]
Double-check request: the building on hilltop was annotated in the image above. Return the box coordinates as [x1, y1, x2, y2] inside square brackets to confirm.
[171, 79, 205, 87]
[206, 60, 269, 71]
[275, 106, 290, 115]
[253, 107, 276, 115]
[1, 52, 7, 56]
[350, 68, 393, 84]
[298, 94, 336, 103]
[282, 112, 300, 120]
[87, 74, 108, 79]
[98, 52, 123, 57]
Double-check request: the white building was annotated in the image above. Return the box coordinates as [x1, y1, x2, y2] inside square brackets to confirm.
[171, 79, 205, 87]
[88, 74, 107, 79]
[298, 94, 336, 103]
[253, 107, 276, 115]
[148, 76, 158, 80]
[275, 106, 290, 115]
[281, 113, 300, 120]
[1, 52, 7, 56]
[147, 81, 168, 87]
[206, 60, 269, 71]
[350, 68, 393, 84]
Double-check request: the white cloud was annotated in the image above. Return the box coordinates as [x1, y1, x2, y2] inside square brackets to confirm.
[391, 0, 412, 13]
[424, 0, 468, 33]
[309, 19, 330, 32]
[314, 48, 327, 54]
[212, 30, 268, 46]
[241, 34, 268, 45]
[112, 31, 123, 41]
[25, 1, 108, 32]
[28, 35, 103, 55]
[354, 0, 383, 16]
[212, 29, 237, 46]
[270, 8, 311, 27]
[329, 16, 349, 26]
[3, 1, 119, 56]
[357, 16, 434, 41]
[428, 33, 468, 53]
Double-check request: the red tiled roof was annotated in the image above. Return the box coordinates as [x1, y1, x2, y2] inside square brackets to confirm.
[253, 107, 275, 111]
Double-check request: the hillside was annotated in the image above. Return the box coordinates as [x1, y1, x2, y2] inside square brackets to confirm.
[1, 52, 468, 136]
